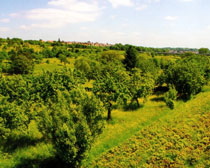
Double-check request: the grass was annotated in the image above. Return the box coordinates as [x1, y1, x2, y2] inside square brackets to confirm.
[0, 143, 55, 168]
[33, 58, 75, 74]
[83, 94, 184, 166]
[92, 85, 210, 167]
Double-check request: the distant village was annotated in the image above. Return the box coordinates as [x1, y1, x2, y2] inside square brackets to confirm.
[44, 39, 201, 55]
[46, 40, 112, 47]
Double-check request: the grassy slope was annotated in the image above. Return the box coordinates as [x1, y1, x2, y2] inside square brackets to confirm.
[83, 94, 185, 166]
[93, 86, 210, 168]
[33, 58, 75, 74]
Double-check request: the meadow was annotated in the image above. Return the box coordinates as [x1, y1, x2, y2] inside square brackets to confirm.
[92, 85, 210, 167]
[0, 38, 210, 167]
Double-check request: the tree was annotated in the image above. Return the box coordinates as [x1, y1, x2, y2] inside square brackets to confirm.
[58, 54, 69, 64]
[129, 68, 155, 107]
[74, 58, 91, 74]
[93, 73, 129, 120]
[199, 48, 209, 55]
[136, 56, 160, 80]
[164, 60, 205, 99]
[0, 70, 104, 167]
[101, 50, 123, 63]
[10, 54, 34, 74]
[123, 46, 138, 70]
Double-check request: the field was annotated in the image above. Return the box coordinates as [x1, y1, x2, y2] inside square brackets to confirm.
[0, 38, 210, 168]
[92, 85, 210, 167]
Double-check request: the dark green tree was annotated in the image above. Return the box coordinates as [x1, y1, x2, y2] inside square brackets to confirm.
[123, 46, 138, 70]
[199, 48, 209, 55]
[10, 54, 34, 74]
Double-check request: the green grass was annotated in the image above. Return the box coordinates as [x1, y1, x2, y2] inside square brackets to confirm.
[33, 58, 75, 74]
[92, 85, 210, 167]
[0, 143, 55, 168]
[83, 95, 184, 166]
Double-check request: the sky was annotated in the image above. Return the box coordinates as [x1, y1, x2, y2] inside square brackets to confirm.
[0, 0, 209, 48]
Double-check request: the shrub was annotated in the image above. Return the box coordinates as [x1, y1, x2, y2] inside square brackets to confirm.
[164, 85, 177, 109]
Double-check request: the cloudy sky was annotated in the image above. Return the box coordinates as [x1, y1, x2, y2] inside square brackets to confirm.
[0, 0, 209, 48]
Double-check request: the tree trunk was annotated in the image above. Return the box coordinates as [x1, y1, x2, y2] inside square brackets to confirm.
[107, 102, 112, 120]
[135, 98, 140, 107]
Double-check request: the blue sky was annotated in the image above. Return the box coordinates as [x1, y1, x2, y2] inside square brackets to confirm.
[0, 0, 209, 48]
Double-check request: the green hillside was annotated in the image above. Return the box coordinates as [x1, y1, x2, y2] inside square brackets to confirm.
[93, 86, 210, 167]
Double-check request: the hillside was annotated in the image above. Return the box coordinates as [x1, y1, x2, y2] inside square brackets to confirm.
[92, 86, 210, 167]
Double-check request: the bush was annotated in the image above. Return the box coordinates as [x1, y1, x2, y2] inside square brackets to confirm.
[164, 85, 177, 109]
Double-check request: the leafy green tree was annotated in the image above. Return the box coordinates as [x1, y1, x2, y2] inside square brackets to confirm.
[58, 54, 69, 64]
[199, 48, 209, 55]
[93, 73, 129, 120]
[129, 68, 155, 107]
[136, 56, 160, 79]
[74, 58, 91, 74]
[10, 54, 34, 74]
[9, 49, 34, 74]
[123, 46, 138, 70]
[0, 70, 104, 167]
[164, 60, 205, 99]
[101, 50, 123, 63]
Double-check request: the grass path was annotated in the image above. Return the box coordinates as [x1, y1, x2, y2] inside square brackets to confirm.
[92, 86, 210, 167]
[83, 94, 184, 166]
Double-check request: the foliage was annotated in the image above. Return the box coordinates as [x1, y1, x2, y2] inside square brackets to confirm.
[164, 59, 205, 99]
[9, 49, 34, 74]
[100, 50, 123, 63]
[0, 70, 104, 167]
[93, 72, 130, 120]
[198, 48, 209, 55]
[123, 46, 138, 70]
[129, 68, 155, 107]
[164, 85, 178, 109]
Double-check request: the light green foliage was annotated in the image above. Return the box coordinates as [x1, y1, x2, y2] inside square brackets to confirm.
[101, 50, 124, 63]
[164, 85, 178, 109]
[0, 37, 210, 168]
[74, 57, 91, 74]
[129, 68, 155, 107]
[93, 72, 130, 120]
[136, 56, 160, 78]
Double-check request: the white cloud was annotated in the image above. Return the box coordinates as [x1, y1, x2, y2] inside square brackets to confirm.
[108, 0, 134, 8]
[135, 4, 148, 11]
[15, 0, 101, 29]
[0, 27, 9, 32]
[0, 18, 10, 23]
[164, 16, 178, 21]
[80, 26, 88, 30]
